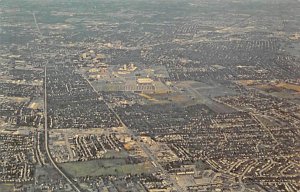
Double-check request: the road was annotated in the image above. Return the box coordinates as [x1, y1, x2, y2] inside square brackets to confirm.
[34, 131, 43, 166]
[32, 12, 42, 37]
[44, 66, 81, 192]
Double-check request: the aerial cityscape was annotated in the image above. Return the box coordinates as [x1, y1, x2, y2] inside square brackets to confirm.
[0, 0, 299, 191]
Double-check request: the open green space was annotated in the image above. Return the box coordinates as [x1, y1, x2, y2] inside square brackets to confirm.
[0, 184, 14, 192]
[59, 158, 153, 177]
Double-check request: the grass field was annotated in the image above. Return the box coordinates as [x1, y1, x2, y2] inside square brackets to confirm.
[276, 82, 300, 92]
[236, 80, 257, 86]
[0, 184, 14, 192]
[237, 80, 300, 93]
[60, 159, 153, 177]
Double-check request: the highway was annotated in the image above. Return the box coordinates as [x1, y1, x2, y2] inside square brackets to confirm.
[44, 66, 81, 192]
[34, 131, 43, 166]
[32, 12, 42, 37]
